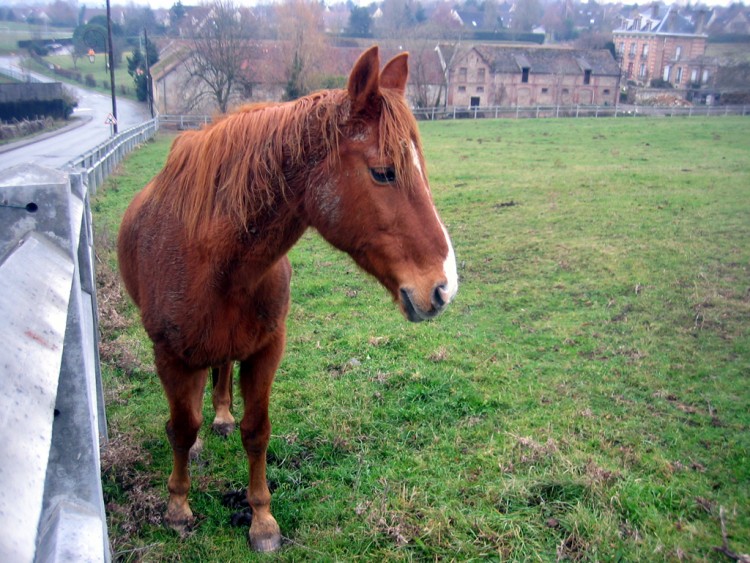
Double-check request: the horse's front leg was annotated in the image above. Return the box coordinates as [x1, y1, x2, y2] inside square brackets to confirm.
[211, 362, 235, 436]
[239, 332, 285, 552]
[155, 351, 208, 532]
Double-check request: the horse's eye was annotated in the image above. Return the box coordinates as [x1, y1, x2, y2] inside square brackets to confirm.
[369, 167, 397, 185]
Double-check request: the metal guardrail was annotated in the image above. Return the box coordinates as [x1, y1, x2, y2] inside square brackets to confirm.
[0, 116, 160, 562]
[0, 165, 110, 562]
[64, 118, 159, 193]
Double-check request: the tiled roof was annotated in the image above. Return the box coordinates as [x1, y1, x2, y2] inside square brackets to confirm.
[464, 45, 620, 76]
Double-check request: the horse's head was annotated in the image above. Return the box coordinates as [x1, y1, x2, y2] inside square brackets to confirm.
[306, 46, 458, 322]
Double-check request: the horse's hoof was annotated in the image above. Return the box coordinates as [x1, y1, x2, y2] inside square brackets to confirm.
[189, 437, 204, 461]
[164, 509, 195, 538]
[249, 518, 282, 552]
[212, 421, 235, 437]
[250, 532, 281, 552]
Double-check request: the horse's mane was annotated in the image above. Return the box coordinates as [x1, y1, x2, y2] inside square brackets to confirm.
[148, 86, 421, 238]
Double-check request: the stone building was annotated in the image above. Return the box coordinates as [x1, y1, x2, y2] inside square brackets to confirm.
[437, 44, 621, 107]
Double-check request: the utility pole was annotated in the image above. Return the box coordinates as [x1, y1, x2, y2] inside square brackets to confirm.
[144, 28, 154, 118]
[105, 0, 118, 133]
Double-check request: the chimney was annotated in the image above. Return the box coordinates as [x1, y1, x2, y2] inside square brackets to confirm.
[651, 2, 659, 19]
[695, 9, 707, 34]
[667, 8, 678, 32]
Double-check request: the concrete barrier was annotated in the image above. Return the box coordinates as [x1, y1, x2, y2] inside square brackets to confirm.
[0, 164, 109, 562]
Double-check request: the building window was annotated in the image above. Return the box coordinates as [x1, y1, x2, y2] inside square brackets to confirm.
[629, 42, 637, 56]
[618, 42, 625, 55]
[642, 43, 649, 56]
[663, 65, 671, 82]
[675, 67, 683, 84]
[458, 86, 466, 93]
[562, 88, 569, 95]
[584, 70, 591, 85]
[521, 67, 529, 83]
[702, 69, 709, 83]
[675, 46, 682, 60]
[603, 89, 610, 95]
[459, 67, 467, 82]
[476, 86, 484, 93]
[691, 69, 698, 83]
[477, 68, 485, 81]
[541, 88, 548, 94]
[470, 96, 480, 107]
[639, 63, 647, 77]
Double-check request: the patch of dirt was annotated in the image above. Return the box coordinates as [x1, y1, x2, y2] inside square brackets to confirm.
[556, 532, 590, 561]
[101, 434, 165, 555]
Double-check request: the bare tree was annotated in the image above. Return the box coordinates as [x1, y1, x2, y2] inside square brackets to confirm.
[276, 0, 326, 100]
[183, 0, 255, 113]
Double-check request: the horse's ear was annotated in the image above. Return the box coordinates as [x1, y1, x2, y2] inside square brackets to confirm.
[380, 52, 409, 95]
[348, 46, 381, 114]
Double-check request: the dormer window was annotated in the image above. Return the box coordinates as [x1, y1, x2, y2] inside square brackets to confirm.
[584, 69, 591, 85]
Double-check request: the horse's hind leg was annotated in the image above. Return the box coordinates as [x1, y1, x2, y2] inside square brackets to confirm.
[156, 352, 208, 532]
[211, 362, 235, 436]
[239, 334, 285, 552]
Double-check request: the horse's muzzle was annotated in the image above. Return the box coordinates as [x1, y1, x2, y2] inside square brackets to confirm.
[400, 284, 451, 322]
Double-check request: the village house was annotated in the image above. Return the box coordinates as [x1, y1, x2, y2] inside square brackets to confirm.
[613, 5, 714, 90]
[438, 44, 620, 108]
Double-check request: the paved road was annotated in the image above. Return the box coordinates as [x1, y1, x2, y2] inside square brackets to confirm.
[0, 57, 151, 172]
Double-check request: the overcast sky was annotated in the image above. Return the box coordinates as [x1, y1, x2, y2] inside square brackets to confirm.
[10, 0, 740, 12]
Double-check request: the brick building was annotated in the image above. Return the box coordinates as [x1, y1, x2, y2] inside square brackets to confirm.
[613, 5, 714, 88]
[438, 44, 621, 108]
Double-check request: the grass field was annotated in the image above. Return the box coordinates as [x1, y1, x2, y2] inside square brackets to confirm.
[0, 22, 72, 54]
[93, 116, 750, 561]
[24, 52, 137, 100]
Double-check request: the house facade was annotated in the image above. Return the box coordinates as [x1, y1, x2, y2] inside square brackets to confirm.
[613, 6, 714, 89]
[438, 44, 620, 108]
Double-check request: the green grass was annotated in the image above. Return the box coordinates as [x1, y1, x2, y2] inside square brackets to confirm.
[24, 52, 137, 100]
[0, 22, 72, 54]
[94, 117, 750, 561]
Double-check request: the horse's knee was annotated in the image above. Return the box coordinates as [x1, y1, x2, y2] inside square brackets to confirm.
[166, 414, 203, 451]
[240, 416, 271, 454]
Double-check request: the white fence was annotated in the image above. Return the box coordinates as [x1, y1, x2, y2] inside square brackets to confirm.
[411, 103, 750, 120]
[159, 105, 750, 132]
[0, 119, 159, 562]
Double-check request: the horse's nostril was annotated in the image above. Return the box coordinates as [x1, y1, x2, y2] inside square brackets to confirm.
[432, 283, 448, 309]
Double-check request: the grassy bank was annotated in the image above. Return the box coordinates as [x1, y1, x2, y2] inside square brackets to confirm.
[94, 116, 750, 561]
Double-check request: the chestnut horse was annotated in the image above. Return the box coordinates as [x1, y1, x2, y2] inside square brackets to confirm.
[117, 46, 457, 551]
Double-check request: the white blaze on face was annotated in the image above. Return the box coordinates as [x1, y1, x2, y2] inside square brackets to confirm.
[410, 141, 458, 305]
